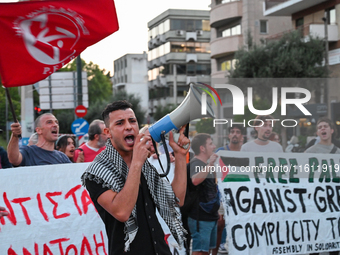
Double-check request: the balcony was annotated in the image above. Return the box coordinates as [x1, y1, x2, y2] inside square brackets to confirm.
[148, 52, 211, 68]
[264, 0, 329, 16]
[266, 22, 339, 42]
[210, 35, 243, 58]
[210, 1, 243, 28]
[310, 24, 339, 42]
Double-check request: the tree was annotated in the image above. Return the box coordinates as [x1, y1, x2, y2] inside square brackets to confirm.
[0, 85, 21, 139]
[229, 30, 328, 147]
[231, 30, 327, 79]
[229, 30, 328, 102]
[53, 59, 113, 133]
[153, 104, 177, 121]
[195, 118, 215, 134]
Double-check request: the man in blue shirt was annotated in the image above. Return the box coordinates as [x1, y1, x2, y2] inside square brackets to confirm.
[215, 124, 244, 153]
[7, 113, 71, 166]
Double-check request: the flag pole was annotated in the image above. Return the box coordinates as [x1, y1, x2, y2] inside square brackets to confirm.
[4, 86, 21, 138]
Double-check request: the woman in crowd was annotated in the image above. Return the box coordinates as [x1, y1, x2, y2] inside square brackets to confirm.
[56, 135, 84, 163]
[269, 132, 281, 144]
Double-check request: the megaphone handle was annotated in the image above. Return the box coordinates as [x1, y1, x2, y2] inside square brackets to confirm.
[159, 132, 171, 178]
[151, 136, 169, 181]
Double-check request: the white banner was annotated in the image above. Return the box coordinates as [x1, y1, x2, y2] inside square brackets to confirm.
[0, 163, 107, 255]
[0, 155, 185, 255]
[216, 151, 340, 255]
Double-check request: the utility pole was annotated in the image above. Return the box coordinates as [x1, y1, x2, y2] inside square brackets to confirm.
[173, 63, 177, 105]
[322, 12, 329, 115]
[77, 55, 83, 106]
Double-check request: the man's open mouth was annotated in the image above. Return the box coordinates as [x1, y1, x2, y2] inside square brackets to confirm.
[124, 135, 135, 145]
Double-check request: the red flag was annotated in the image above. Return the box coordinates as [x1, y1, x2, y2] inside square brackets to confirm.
[0, 0, 119, 87]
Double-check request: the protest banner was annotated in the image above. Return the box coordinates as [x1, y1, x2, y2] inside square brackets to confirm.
[0, 163, 107, 255]
[215, 151, 340, 255]
[0, 156, 184, 255]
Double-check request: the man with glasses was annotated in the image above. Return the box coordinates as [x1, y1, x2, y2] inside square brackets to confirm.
[74, 119, 107, 162]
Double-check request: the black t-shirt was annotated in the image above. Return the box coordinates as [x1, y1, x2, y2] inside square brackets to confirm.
[188, 158, 219, 221]
[85, 175, 172, 255]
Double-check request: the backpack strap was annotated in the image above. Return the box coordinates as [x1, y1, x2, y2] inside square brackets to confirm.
[330, 145, 338, 154]
[223, 144, 230, 151]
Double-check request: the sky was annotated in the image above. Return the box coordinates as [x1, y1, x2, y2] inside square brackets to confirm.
[82, 0, 211, 75]
[0, 0, 211, 75]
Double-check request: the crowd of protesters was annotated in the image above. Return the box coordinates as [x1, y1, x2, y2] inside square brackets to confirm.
[1, 106, 340, 255]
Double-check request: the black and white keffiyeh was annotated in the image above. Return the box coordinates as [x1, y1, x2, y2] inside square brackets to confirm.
[81, 140, 185, 251]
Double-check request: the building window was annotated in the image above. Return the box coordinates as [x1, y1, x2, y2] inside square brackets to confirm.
[170, 19, 210, 32]
[196, 64, 210, 75]
[217, 57, 235, 71]
[176, 64, 186, 75]
[295, 17, 304, 29]
[125, 59, 127, 68]
[219, 24, 241, 38]
[186, 64, 211, 76]
[326, 7, 336, 24]
[170, 42, 211, 53]
[260, 20, 268, 34]
[216, 0, 239, 5]
[202, 20, 210, 31]
[125, 75, 127, 83]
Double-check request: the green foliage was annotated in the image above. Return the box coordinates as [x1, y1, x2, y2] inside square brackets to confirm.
[55, 58, 113, 133]
[228, 30, 329, 105]
[153, 104, 177, 121]
[85, 62, 112, 105]
[195, 118, 216, 134]
[53, 109, 75, 134]
[0, 135, 7, 149]
[298, 135, 307, 148]
[0, 86, 21, 132]
[230, 30, 328, 79]
[234, 99, 280, 123]
[109, 90, 146, 126]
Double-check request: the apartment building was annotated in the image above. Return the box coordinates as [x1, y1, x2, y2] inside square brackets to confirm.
[264, 0, 340, 135]
[210, 0, 291, 145]
[147, 9, 211, 117]
[112, 53, 149, 119]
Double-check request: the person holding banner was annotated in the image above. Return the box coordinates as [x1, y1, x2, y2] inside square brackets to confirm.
[187, 133, 219, 255]
[215, 124, 244, 153]
[241, 115, 283, 153]
[7, 113, 72, 166]
[305, 119, 339, 255]
[305, 117, 340, 154]
[213, 125, 244, 254]
[81, 100, 190, 255]
[0, 206, 8, 219]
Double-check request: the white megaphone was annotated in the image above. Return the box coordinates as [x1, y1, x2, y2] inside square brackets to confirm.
[148, 83, 215, 143]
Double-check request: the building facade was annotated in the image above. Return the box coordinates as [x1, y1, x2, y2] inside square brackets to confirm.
[209, 0, 292, 146]
[112, 53, 149, 120]
[264, 0, 340, 136]
[210, 0, 292, 79]
[147, 9, 211, 118]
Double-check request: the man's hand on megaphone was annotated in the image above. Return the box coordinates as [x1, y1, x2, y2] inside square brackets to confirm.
[133, 133, 153, 164]
[168, 126, 190, 157]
